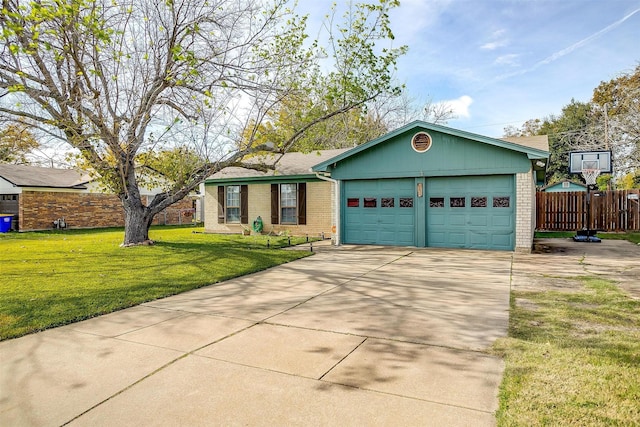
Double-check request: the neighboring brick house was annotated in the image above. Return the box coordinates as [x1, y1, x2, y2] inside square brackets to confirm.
[204, 149, 347, 237]
[0, 164, 196, 231]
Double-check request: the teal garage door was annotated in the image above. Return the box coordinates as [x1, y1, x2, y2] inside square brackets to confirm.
[344, 179, 415, 245]
[426, 175, 515, 250]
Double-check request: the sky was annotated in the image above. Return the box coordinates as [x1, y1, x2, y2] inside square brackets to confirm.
[298, 0, 640, 137]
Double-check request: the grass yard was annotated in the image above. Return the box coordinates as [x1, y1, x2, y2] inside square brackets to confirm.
[0, 227, 314, 340]
[493, 277, 640, 425]
[535, 231, 640, 245]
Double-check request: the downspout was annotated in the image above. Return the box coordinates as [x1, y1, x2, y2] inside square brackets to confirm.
[315, 172, 340, 246]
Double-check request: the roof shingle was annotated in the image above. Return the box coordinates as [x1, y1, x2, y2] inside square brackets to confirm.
[0, 164, 91, 189]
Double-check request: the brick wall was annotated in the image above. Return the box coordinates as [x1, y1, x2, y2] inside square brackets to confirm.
[515, 170, 535, 253]
[205, 181, 334, 237]
[18, 191, 195, 231]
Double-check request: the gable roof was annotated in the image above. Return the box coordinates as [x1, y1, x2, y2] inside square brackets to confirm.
[312, 120, 550, 172]
[501, 135, 549, 152]
[0, 164, 91, 189]
[206, 148, 349, 182]
[541, 180, 587, 191]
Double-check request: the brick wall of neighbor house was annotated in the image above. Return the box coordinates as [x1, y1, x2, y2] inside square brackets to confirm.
[18, 191, 195, 231]
[515, 170, 535, 253]
[205, 181, 334, 237]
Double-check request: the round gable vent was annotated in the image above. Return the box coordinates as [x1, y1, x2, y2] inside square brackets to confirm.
[411, 132, 432, 153]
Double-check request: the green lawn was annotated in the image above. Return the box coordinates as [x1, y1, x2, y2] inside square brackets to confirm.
[0, 227, 314, 340]
[535, 231, 640, 244]
[493, 277, 640, 425]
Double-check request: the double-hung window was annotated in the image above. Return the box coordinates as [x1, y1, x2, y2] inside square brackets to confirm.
[280, 184, 297, 224]
[226, 185, 241, 223]
[271, 183, 306, 225]
[217, 185, 248, 224]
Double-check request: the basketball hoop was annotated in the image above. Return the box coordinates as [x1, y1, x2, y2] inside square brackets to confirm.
[582, 169, 602, 185]
[581, 168, 601, 186]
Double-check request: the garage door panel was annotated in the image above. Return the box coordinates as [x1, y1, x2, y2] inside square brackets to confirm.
[396, 215, 414, 226]
[344, 179, 415, 246]
[428, 231, 445, 244]
[491, 215, 512, 227]
[449, 233, 466, 246]
[361, 213, 378, 226]
[491, 234, 511, 248]
[378, 214, 396, 225]
[469, 232, 489, 247]
[450, 214, 466, 226]
[469, 215, 488, 227]
[426, 175, 514, 251]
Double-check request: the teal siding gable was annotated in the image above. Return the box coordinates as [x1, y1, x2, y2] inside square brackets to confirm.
[542, 181, 587, 192]
[323, 127, 533, 180]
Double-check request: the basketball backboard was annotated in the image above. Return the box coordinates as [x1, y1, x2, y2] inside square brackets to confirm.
[569, 150, 612, 174]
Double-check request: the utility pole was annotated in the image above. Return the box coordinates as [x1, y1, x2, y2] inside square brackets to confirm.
[604, 103, 609, 150]
[604, 104, 612, 191]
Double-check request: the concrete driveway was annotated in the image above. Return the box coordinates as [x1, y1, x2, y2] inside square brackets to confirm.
[1, 246, 512, 426]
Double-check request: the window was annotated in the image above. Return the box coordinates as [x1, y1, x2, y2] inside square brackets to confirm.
[562, 181, 570, 188]
[381, 197, 394, 208]
[347, 198, 360, 207]
[271, 183, 306, 225]
[218, 185, 247, 224]
[226, 185, 241, 223]
[429, 197, 444, 208]
[493, 196, 510, 208]
[471, 197, 487, 208]
[450, 197, 465, 208]
[400, 197, 414, 208]
[364, 198, 377, 208]
[280, 183, 297, 224]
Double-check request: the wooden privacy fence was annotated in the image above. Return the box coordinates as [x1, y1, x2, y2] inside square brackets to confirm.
[536, 190, 640, 231]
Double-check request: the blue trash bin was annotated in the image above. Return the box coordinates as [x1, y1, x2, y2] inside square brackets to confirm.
[0, 215, 13, 233]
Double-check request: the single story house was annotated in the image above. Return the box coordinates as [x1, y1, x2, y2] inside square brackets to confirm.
[204, 149, 348, 237]
[205, 121, 550, 252]
[0, 164, 198, 231]
[540, 180, 587, 192]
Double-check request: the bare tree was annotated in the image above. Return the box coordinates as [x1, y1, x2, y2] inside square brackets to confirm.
[0, 0, 405, 245]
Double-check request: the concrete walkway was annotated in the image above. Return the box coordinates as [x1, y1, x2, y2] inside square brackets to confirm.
[1, 246, 514, 426]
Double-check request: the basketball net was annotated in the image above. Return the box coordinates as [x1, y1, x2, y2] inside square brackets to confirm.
[582, 168, 601, 186]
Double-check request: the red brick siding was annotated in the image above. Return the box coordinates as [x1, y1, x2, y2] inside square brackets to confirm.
[18, 191, 194, 231]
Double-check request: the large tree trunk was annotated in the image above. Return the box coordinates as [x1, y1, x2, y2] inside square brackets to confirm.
[122, 201, 155, 246]
[121, 176, 156, 246]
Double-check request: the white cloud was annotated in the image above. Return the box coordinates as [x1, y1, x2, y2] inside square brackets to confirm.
[495, 54, 520, 67]
[494, 7, 640, 82]
[389, 0, 453, 42]
[480, 29, 508, 50]
[481, 41, 505, 50]
[440, 95, 473, 119]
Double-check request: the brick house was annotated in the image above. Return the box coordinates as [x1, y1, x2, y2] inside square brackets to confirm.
[205, 122, 549, 252]
[204, 149, 347, 238]
[0, 164, 197, 231]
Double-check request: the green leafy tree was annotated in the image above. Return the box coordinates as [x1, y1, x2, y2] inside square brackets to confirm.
[593, 64, 640, 116]
[592, 65, 640, 175]
[536, 100, 594, 183]
[240, 98, 388, 152]
[0, 0, 406, 245]
[0, 123, 39, 164]
[615, 172, 640, 189]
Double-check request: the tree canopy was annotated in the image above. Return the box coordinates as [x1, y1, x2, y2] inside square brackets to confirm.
[0, 122, 40, 164]
[0, 0, 406, 244]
